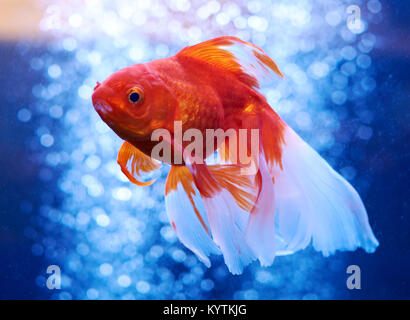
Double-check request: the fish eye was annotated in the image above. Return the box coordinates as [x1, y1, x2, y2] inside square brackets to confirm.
[128, 87, 144, 104]
[129, 92, 140, 103]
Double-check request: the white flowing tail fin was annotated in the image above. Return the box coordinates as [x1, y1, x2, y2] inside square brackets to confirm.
[272, 126, 379, 256]
[163, 124, 378, 275]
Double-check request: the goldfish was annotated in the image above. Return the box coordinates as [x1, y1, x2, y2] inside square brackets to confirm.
[91, 36, 378, 274]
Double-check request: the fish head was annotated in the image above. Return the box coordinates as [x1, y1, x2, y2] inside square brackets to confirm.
[92, 64, 176, 142]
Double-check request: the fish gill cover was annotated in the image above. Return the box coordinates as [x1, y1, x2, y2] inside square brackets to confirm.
[16, 0, 384, 299]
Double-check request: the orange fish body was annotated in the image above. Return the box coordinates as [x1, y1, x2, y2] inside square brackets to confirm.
[92, 37, 378, 274]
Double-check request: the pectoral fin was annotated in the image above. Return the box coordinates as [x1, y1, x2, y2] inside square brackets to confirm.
[117, 141, 161, 186]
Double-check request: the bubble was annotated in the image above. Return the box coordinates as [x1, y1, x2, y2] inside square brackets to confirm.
[30, 58, 44, 70]
[37, 125, 49, 136]
[340, 26, 357, 42]
[233, 16, 247, 29]
[149, 245, 164, 259]
[357, 125, 373, 140]
[247, 1, 262, 14]
[62, 214, 76, 228]
[332, 73, 348, 89]
[299, 39, 315, 52]
[112, 187, 132, 201]
[88, 51, 102, 65]
[325, 11, 342, 26]
[17, 108, 32, 122]
[356, 54, 372, 69]
[160, 226, 177, 243]
[171, 249, 187, 262]
[155, 44, 169, 57]
[151, 4, 167, 19]
[62, 38, 78, 51]
[255, 270, 273, 283]
[197, 1, 220, 20]
[59, 292, 73, 300]
[99, 263, 113, 276]
[308, 62, 329, 79]
[340, 166, 357, 181]
[266, 89, 282, 104]
[361, 76, 376, 92]
[360, 33, 376, 53]
[49, 105, 63, 119]
[76, 49, 89, 63]
[76, 212, 90, 225]
[128, 47, 144, 61]
[136, 281, 150, 293]
[216, 12, 230, 26]
[340, 61, 356, 76]
[295, 111, 312, 130]
[96, 214, 110, 227]
[224, 3, 240, 18]
[77, 243, 90, 255]
[367, 0, 382, 14]
[207, 1, 221, 14]
[87, 288, 99, 299]
[48, 64, 62, 79]
[117, 275, 131, 287]
[331, 91, 347, 105]
[187, 26, 202, 41]
[200, 279, 214, 291]
[340, 46, 357, 61]
[247, 16, 268, 32]
[303, 293, 318, 300]
[169, 0, 190, 12]
[78, 85, 93, 100]
[47, 83, 62, 97]
[40, 134, 55, 147]
[243, 289, 259, 299]
[81, 175, 104, 197]
[85, 155, 101, 170]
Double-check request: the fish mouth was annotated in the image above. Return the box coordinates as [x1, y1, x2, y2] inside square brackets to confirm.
[92, 82, 114, 107]
[92, 83, 115, 117]
[93, 100, 113, 115]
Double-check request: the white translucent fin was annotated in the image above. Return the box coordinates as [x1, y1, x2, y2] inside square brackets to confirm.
[221, 39, 284, 86]
[202, 189, 256, 275]
[271, 126, 379, 256]
[245, 154, 277, 266]
[165, 167, 220, 266]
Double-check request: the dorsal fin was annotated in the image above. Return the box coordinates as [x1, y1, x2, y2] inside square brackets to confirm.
[176, 36, 283, 89]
